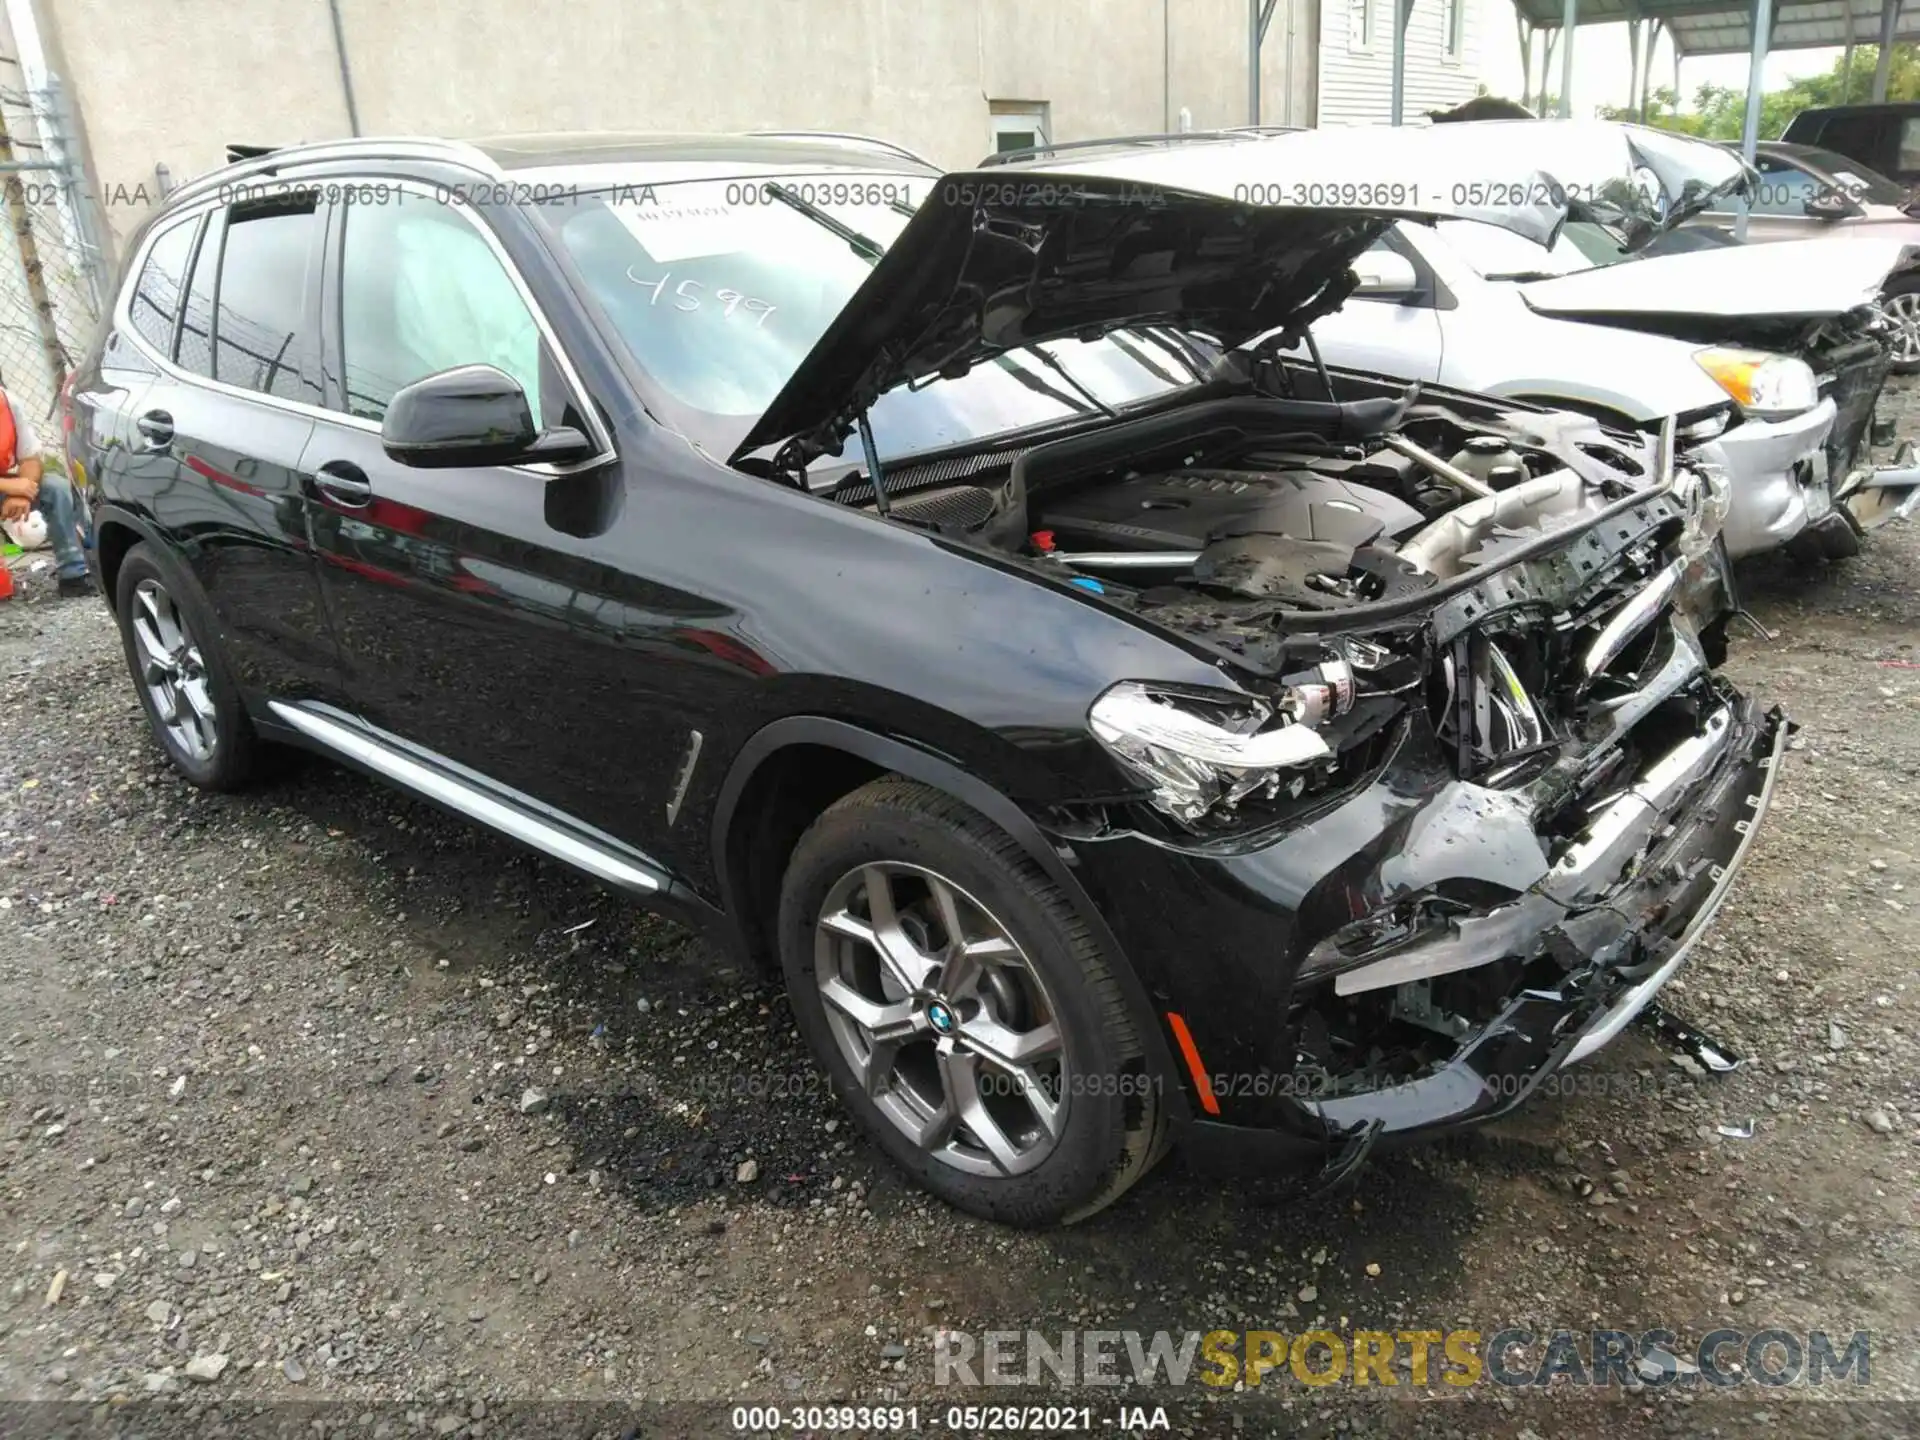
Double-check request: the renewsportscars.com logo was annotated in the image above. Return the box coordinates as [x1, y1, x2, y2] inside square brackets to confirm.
[932, 1327, 1872, 1389]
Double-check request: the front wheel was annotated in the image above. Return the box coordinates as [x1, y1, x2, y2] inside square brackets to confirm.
[777, 777, 1167, 1226]
[1879, 273, 1920, 375]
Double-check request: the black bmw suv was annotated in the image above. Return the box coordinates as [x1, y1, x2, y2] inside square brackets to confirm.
[71, 125, 1782, 1225]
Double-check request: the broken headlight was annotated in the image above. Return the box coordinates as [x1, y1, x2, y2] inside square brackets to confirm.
[1693, 347, 1819, 419]
[1089, 659, 1359, 827]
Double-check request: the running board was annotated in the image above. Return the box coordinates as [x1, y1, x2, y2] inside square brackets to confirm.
[267, 702, 666, 896]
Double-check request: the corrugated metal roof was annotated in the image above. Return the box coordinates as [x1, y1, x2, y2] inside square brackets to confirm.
[1508, 0, 1920, 56]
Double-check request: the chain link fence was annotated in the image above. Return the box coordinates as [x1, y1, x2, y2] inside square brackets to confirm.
[0, 51, 106, 443]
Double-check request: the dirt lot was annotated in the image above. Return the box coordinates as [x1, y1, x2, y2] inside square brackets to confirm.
[1, 408, 1916, 1439]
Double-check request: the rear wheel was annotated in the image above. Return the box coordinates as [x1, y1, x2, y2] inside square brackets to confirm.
[113, 543, 263, 790]
[777, 777, 1166, 1226]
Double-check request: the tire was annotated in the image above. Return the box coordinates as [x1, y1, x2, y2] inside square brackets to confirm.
[777, 776, 1167, 1226]
[1784, 508, 1864, 565]
[1879, 272, 1920, 376]
[113, 542, 264, 791]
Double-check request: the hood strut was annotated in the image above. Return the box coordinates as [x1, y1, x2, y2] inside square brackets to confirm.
[856, 411, 891, 519]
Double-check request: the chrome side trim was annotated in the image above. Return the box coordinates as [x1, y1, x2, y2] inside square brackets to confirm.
[1560, 713, 1787, 1067]
[1581, 559, 1683, 683]
[268, 702, 663, 894]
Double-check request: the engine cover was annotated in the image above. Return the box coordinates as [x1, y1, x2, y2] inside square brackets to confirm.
[1036, 468, 1428, 552]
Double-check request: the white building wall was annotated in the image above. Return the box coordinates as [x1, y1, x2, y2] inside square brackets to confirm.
[1317, 0, 1483, 127]
[28, 0, 1321, 253]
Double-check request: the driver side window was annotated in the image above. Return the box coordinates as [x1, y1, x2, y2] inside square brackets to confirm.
[338, 190, 545, 425]
[1751, 160, 1816, 217]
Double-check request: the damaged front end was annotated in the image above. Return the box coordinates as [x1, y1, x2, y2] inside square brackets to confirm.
[1036, 385, 1784, 1175]
[1521, 241, 1920, 551]
[722, 125, 1785, 1177]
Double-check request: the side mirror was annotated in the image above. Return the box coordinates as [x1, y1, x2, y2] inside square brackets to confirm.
[381, 364, 595, 469]
[1350, 249, 1421, 299]
[1803, 189, 1862, 221]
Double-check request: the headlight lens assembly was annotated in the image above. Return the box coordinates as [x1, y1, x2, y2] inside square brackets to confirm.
[1693, 347, 1820, 419]
[1088, 662, 1358, 827]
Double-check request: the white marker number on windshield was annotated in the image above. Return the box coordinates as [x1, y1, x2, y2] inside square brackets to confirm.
[625, 269, 777, 328]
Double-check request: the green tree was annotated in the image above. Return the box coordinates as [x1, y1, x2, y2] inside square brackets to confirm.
[1602, 44, 1920, 140]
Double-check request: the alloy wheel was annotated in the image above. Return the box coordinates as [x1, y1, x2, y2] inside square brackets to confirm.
[813, 861, 1068, 1177]
[1881, 290, 1920, 364]
[130, 577, 217, 763]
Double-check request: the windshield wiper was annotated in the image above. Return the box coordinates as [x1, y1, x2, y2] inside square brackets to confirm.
[1025, 343, 1117, 417]
[1481, 270, 1567, 282]
[990, 352, 1103, 415]
[762, 182, 885, 261]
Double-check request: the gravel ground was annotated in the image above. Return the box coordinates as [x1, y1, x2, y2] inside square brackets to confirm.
[2, 401, 1917, 1439]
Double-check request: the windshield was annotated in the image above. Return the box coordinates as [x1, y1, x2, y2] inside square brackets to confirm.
[1436, 218, 1604, 280]
[538, 174, 1200, 460]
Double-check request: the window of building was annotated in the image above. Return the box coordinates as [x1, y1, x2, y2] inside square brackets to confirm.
[1349, 0, 1376, 53]
[127, 218, 196, 358]
[1445, 0, 1465, 59]
[339, 189, 544, 425]
[214, 198, 320, 404]
[989, 102, 1051, 157]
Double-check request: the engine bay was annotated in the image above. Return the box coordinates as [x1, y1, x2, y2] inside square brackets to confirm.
[848, 388, 1665, 623]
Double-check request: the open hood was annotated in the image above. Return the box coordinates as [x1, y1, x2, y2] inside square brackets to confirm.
[1522, 236, 1914, 323]
[735, 121, 1753, 466]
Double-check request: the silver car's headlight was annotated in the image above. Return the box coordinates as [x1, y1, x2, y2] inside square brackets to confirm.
[1088, 668, 1354, 826]
[1693, 347, 1819, 419]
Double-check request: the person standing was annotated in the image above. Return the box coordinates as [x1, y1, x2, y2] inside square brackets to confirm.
[0, 382, 91, 597]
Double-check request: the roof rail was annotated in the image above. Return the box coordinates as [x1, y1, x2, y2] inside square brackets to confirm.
[170, 136, 503, 209]
[978, 129, 1293, 167]
[745, 130, 939, 168]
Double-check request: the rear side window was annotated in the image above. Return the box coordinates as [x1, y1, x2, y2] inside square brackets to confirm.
[175, 209, 222, 378]
[1900, 119, 1920, 174]
[126, 218, 196, 356]
[1814, 114, 1894, 172]
[214, 198, 320, 404]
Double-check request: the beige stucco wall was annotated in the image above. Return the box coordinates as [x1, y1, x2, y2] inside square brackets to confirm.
[34, 0, 1318, 255]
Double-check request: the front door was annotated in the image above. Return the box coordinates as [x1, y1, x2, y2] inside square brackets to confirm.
[300, 183, 676, 850]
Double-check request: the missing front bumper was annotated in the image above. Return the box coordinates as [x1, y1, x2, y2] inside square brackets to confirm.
[1182, 695, 1787, 1177]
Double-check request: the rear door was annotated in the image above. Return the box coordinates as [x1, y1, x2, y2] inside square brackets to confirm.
[68, 214, 180, 532]
[300, 181, 664, 840]
[103, 195, 343, 703]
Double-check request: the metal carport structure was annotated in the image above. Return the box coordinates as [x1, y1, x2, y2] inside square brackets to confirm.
[1243, 0, 1920, 155]
[1506, 0, 1920, 160]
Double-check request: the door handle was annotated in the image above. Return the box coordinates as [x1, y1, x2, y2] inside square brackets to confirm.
[135, 410, 173, 452]
[312, 460, 373, 508]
